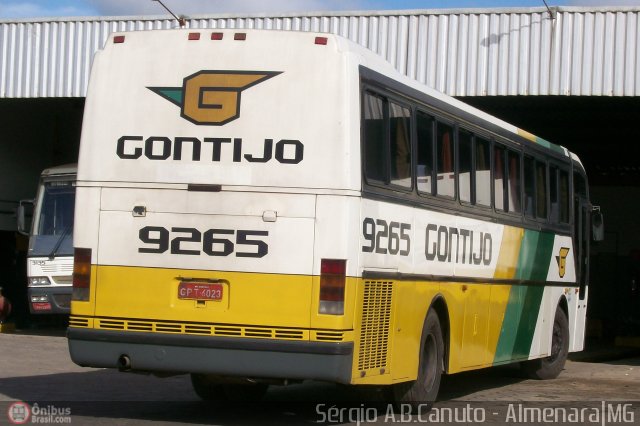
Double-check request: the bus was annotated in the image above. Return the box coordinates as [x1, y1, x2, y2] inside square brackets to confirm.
[18, 164, 77, 314]
[68, 29, 603, 406]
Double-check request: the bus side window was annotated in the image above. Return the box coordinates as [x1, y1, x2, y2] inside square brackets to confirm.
[494, 144, 506, 211]
[389, 102, 412, 188]
[559, 169, 570, 223]
[458, 129, 473, 203]
[524, 155, 535, 218]
[436, 121, 455, 199]
[416, 110, 434, 195]
[536, 160, 548, 219]
[363, 92, 386, 183]
[507, 150, 522, 214]
[550, 166, 559, 223]
[574, 170, 587, 198]
[475, 137, 491, 207]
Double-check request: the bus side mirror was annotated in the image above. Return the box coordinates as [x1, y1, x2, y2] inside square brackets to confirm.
[17, 199, 34, 236]
[591, 206, 604, 242]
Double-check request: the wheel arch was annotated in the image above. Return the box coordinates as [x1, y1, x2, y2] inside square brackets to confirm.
[427, 294, 450, 373]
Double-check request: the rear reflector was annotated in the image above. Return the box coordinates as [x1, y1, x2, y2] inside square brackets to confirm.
[188, 32, 200, 40]
[315, 36, 328, 45]
[211, 32, 223, 40]
[113, 35, 125, 44]
[319, 259, 346, 315]
[234, 33, 247, 41]
[72, 248, 91, 301]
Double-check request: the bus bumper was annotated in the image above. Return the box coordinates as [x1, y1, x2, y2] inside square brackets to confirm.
[28, 286, 71, 314]
[67, 328, 354, 384]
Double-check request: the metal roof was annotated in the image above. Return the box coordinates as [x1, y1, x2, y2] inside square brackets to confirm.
[1, 6, 639, 98]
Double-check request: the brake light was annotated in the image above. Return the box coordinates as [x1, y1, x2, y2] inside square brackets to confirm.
[211, 32, 223, 40]
[319, 259, 346, 315]
[113, 35, 125, 44]
[315, 36, 328, 45]
[72, 248, 91, 301]
[234, 33, 246, 41]
[188, 32, 200, 40]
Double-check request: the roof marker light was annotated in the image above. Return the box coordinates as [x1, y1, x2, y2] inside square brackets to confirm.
[315, 36, 328, 45]
[211, 32, 223, 40]
[234, 33, 247, 41]
[188, 32, 200, 40]
[113, 35, 125, 44]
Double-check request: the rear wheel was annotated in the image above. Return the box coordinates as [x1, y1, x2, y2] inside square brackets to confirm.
[521, 307, 569, 380]
[190, 374, 269, 402]
[388, 309, 444, 412]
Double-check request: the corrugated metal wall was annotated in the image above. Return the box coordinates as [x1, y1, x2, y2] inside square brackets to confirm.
[1, 7, 639, 98]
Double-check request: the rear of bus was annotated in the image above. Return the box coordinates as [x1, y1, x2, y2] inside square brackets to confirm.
[67, 30, 362, 384]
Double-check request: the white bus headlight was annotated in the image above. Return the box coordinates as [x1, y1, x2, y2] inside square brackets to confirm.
[28, 277, 51, 286]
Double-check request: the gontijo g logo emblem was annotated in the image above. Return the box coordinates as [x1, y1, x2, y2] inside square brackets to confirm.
[148, 70, 281, 126]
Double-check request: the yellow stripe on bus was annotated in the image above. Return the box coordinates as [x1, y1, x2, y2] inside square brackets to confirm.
[487, 226, 524, 359]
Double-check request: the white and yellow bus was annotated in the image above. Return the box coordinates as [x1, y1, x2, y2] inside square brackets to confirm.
[68, 28, 603, 406]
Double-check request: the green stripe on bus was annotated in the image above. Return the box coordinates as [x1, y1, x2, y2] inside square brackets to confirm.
[493, 231, 555, 363]
[536, 136, 565, 155]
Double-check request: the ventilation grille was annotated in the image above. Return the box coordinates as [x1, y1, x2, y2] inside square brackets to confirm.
[314, 331, 345, 342]
[69, 317, 350, 342]
[72, 317, 307, 340]
[358, 280, 393, 372]
[41, 264, 74, 274]
[69, 316, 89, 328]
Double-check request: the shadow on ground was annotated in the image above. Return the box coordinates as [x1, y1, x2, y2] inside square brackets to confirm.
[0, 365, 528, 425]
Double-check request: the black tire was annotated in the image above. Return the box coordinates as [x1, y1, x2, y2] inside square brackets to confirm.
[190, 374, 269, 402]
[521, 307, 569, 380]
[388, 309, 444, 412]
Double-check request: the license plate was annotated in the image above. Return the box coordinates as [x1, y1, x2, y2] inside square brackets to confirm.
[32, 302, 52, 311]
[178, 282, 223, 301]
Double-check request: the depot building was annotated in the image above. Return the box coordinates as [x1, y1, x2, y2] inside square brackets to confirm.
[0, 6, 638, 330]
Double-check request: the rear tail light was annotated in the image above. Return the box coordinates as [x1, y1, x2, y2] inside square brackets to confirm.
[315, 36, 328, 45]
[188, 32, 200, 40]
[319, 259, 346, 315]
[72, 248, 92, 301]
[113, 35, 125, 44]
[211, 32, 223, 40]
[234, 33, 247, 41]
